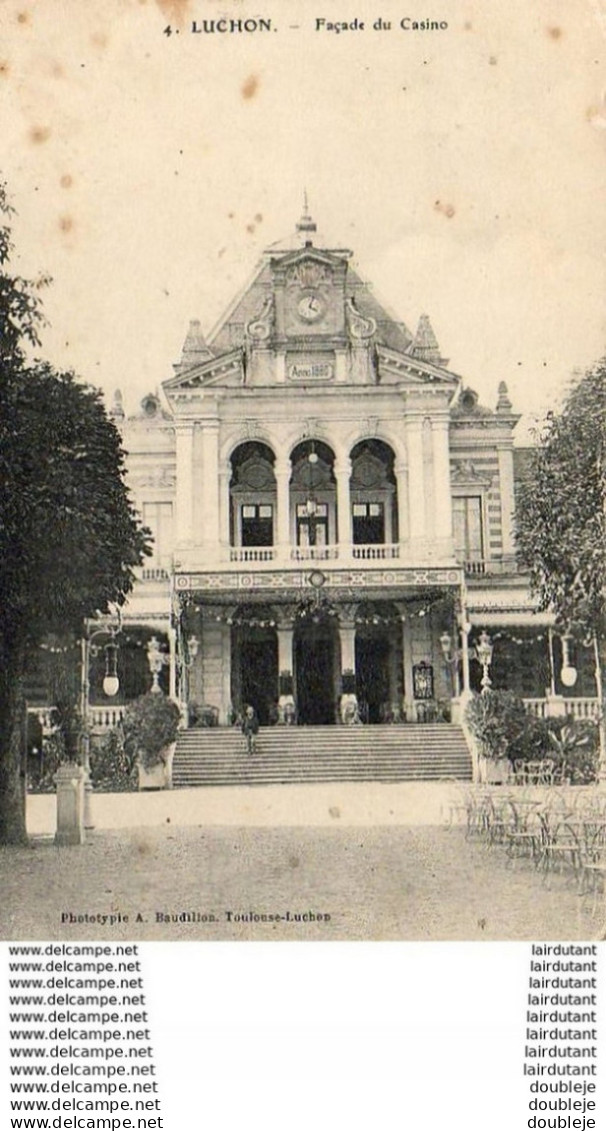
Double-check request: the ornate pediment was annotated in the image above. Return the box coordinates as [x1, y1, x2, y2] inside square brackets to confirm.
[376, 344, 460, 393]
[163, 349, 244, 392]
[450, 459, 493, 488]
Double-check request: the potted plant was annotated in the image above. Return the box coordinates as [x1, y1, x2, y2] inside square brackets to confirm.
[122, 693, 181, 790]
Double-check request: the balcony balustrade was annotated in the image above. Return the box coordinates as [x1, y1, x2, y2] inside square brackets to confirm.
[223, 542, 404, 567]
[523, 697, 599, 721]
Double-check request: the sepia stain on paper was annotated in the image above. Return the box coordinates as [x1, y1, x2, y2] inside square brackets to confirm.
[30, 125, 51, 144]
[586, 97, 606, 129]
[0, 61, 9, 78]
[546, 26, 563, 41]
[241, 74, 260, 100]
[329, 806, 341, 819]
[434, 199, 456, 219]
[16, 10, 30, 25]
[155, 0, 190, 27]
[60, 174, 73, 189]
[58, 215, 74, 234]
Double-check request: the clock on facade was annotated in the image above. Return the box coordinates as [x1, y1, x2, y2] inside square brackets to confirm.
[297, 292, 326, 323]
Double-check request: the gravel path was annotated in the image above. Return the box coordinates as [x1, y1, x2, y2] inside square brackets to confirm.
[0, 825, 598, 941]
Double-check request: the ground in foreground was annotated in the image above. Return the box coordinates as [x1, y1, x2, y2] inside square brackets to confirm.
[0, 825, 598, 941]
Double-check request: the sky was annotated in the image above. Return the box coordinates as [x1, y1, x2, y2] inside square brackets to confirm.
[1, 0, 605, 441]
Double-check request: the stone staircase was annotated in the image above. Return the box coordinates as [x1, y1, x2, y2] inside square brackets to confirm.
[172, 724, 472, 787]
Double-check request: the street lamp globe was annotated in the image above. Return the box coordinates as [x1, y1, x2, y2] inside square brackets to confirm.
[103, 674, 120, 697]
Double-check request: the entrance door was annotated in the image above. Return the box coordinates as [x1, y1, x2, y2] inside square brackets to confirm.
[237, 635, 278, 725]
[355, 636, 391, 723]
[294, 626, 336, 725]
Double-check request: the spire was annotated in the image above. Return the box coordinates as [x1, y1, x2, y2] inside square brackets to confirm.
[496, 380, 513, 414]
[296, 190, 317, 240]
[410, 314, 446, 365]
[179, 319, 212, 369]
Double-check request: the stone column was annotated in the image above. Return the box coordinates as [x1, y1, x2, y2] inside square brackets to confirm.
[277, 623, 294, 674]
[338, 612, 358, 724]
[275, 457, 292, 557]
[218, 461, 231, 551]
[339, 623, 356, 673]
[395, 461, 409, 546]
[432, 415, 453, 555]
[174, 421, 196, 547]
[200, 422, 220, 551]
[402, 617, 414, 721]
[277, 618, 295, 723]
[405, 418, 426, 547]
[335, 455, 352, 550]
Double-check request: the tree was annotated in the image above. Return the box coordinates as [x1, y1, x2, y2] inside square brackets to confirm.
[515, 359, 606, 767]
[0, 182, 151, 844]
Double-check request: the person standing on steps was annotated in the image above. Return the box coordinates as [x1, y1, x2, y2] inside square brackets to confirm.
[241, 704, 259, 756]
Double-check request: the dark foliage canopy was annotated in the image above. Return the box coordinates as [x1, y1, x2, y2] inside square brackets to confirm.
[515, 361, 606, 642]
[0, 179, 150, 842]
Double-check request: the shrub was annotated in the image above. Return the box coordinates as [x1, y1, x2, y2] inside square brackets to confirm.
[90, 728, 137, 792]
[464, 690, 528, 760]
[28, 733, 63, 793]
[547, 720, 599, 785]
[122, 693, 181, 769]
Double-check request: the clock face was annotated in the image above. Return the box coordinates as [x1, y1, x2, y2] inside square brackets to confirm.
[297, 292, 326, 323]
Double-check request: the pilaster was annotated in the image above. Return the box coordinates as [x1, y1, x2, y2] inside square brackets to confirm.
[275, 457, 292, 551]
[405, 418, 427, 544]
[174, 421, 196, 547]
[432, 415, 453, 550]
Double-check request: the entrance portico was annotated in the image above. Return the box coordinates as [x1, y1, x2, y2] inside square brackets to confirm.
[175, 564, 464, 726]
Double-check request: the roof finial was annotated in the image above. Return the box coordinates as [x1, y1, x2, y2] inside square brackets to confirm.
[296, 189, 317, 237]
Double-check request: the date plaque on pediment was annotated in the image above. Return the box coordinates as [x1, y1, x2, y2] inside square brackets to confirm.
[286, 352, 335, 382]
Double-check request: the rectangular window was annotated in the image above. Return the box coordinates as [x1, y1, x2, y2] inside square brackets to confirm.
[452, 496, 483, 562]
[241, 503, 273, 547]
[142, 502, 173, 569]
[296, 503, 328, 546]
[352, 501, 385, 545]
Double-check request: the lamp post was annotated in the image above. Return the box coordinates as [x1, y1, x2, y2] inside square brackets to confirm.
[80, 614, 122, 828]
[475, 630, 494, 695]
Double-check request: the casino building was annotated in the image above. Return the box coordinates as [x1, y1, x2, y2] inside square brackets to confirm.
[58, 205, 599, 750]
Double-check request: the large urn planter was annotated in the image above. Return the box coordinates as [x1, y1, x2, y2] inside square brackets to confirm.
[137, 742, 177, 791]
[122, 693, 181, 793]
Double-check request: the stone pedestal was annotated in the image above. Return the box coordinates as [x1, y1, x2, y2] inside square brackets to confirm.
[55, 764, 86, 847]
[340, 692, 360, 725]
[545, 693, 567, 718]
[278, 694, 296, 725]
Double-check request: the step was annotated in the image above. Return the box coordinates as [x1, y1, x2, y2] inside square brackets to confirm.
[172, 724, 472, 786]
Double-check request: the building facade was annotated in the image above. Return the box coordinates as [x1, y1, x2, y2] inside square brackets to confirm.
[102, 207, 598, 732]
